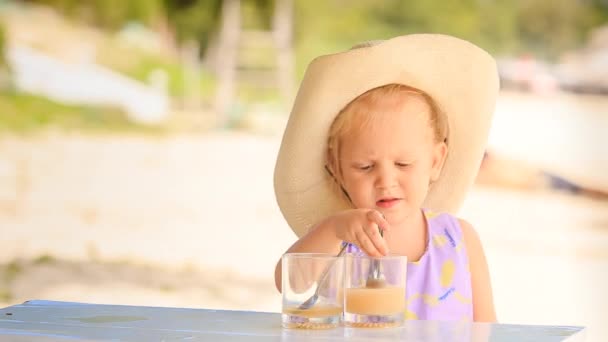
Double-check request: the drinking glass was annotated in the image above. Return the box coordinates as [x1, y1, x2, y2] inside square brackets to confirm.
[343, 254, 407, 328]
[281, 253, 344, 329]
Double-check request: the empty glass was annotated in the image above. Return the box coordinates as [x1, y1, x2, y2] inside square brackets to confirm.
[281, 253, 344, 329]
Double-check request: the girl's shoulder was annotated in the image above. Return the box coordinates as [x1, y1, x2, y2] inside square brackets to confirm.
[425, 209, 485, 260]
[424, 209, 464, 236]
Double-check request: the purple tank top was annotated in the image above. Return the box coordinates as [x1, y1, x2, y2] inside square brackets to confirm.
[343, 209, 473, 321]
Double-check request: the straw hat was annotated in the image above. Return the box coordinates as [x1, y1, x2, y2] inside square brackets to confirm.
[274, 34, 499, 237]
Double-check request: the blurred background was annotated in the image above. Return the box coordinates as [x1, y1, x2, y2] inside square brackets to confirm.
[0, 0, 607, 340]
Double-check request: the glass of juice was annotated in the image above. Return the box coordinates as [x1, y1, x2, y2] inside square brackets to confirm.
[344, 254, 407, 328]
[281, 253, 344, 329]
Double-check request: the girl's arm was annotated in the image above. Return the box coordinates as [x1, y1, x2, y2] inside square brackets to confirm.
[459, 218, 497, 322]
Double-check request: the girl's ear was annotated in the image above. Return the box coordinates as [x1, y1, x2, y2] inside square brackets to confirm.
[325, 149, 337, 179]
[430, 141, 448, 181]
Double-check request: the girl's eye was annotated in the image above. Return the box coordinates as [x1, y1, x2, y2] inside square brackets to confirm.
[358, 165, 372, 171]
[396, 162, 410, 167]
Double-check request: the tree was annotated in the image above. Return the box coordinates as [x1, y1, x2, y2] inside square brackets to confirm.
[164, 0, 222, 52]
[516, 0, 599, 59]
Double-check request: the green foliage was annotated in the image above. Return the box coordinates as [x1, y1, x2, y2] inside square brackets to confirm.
[164, 0, 222, 50]
[25, 0, 275, 53]
[293, 0, 605, 68]
[0, 21, 6, 67]
[33, 254, 56, 265]
[515, 0, 601, 59]
[242, 0, 274, 29]
[4, 260, 21, 282]
[591, 0, 608, 22]
[24, 0, 607, 63]
[0, 288, 12, 303]
[293, 0, 518, 76]
[0, 90, 165, 134]
[25, 0, 166, 30]
[24, 0, 79, 16]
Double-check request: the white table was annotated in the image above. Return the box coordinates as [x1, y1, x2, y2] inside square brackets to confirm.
[0, 300, 586, 341]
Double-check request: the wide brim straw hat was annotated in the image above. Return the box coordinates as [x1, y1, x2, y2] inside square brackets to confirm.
[274, 34, 499, 237]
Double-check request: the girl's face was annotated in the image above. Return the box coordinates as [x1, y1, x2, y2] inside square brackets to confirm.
[338, 96, 447, 225]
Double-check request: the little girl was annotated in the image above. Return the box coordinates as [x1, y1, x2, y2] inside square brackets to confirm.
[273, 34, 498, 322]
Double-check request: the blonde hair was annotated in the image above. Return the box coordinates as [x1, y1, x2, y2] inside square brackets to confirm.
[326, 83, 448, 192]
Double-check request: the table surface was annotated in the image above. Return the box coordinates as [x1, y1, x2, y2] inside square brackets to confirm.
[0, 300, 586, 341]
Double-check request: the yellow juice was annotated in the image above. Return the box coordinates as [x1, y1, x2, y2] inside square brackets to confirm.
[345, 287, 405, 315]
[282, 304, 343, 318]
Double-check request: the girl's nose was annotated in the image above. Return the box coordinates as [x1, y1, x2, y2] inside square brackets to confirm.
[375, 165, 397, 189]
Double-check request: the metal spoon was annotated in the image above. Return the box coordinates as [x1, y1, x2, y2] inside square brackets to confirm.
[366, 228, 387, 288]
[297, 244, 348, 310]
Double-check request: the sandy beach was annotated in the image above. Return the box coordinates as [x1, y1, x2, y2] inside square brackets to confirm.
[1, 92, 607, 340]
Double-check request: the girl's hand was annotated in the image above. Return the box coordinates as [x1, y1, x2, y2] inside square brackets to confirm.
[326, 209, 390, 257]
